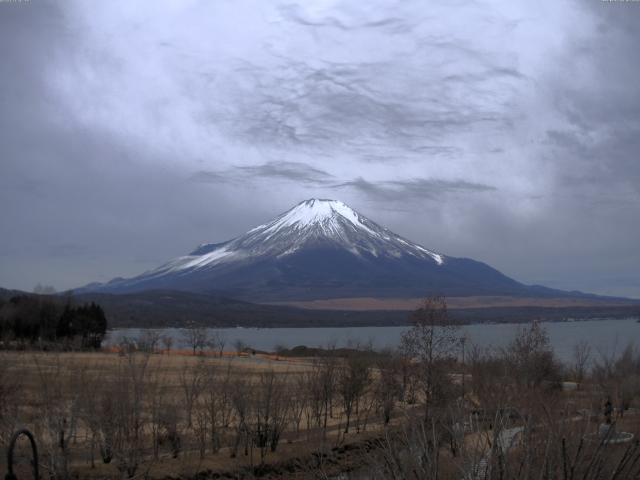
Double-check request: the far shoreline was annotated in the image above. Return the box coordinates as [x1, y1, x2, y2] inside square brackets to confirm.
[105, 304, 640, 329]
[107, 315, 640, 331]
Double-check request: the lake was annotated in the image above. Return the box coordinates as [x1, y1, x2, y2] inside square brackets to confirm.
[106, 317, 640, 364]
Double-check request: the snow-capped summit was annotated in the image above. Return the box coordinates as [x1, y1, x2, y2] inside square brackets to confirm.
[82, 199, 529, 300]
[230, 198, 444, 264]
[134, 199, 444, 278]
[249, 199, 381, 238]
[253, 199, 362, 230]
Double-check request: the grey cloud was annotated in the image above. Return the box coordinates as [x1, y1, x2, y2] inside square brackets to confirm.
[442, 67, 525, 84]
[549, 5, 640, 179]
[227, 58, 515, 154]
[237, 161, 334, 184]
[192, 161, 334, 186]
[335, 177, 497, 202]
[280, 4, 415, 34]
[219, 22, 525, 160]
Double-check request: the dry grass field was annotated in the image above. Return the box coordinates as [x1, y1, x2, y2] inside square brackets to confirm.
[266, 295, 638, 311]
[0, 349, 410, 479]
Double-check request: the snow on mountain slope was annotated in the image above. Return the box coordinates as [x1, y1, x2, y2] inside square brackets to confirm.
[147, 199, 444, 277]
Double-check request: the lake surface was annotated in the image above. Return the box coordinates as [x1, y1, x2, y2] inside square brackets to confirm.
[106, 317, 640, 364]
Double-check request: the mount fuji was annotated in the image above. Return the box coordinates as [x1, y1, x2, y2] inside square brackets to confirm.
[80, 199, 573, 301]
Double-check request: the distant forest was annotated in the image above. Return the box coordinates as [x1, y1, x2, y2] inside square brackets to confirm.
[0, 294, 107, 349]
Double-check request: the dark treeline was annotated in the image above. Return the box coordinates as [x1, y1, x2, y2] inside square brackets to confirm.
[0, 294, 107, 349]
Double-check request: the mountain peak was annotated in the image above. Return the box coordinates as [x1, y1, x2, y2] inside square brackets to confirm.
[289, 198, 353, 221]
[85, 199, 463, 296]
[191, 198, 444, 269]
[261, 198, 373, 234]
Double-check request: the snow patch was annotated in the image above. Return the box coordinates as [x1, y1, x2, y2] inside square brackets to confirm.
[180, 247, 234, 269]
[415, 245, 444, 265]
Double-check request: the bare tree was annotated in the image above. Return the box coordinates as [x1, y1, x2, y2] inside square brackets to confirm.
[179, 360, 205, 429]
[363, 416, 443, 479]
[182, 323, 209, 355]
[77, 363, 108, 469]
[193, 403, 209, 460]
[149, 381, 165, 461]
[506, 321, 561, 390]
[0, 352, 22, 452]
[401, 296, 459, 420]
[338, 353, 370, 433]
[375, 353, 402, 425]
[202, 361, 235, 454]
[250, 369, 291, 462]
[158, 400, 183, 458]
[290, 373, 309, 437]
[208, 331, 227, 357]
[230, 378, 250, 458]
[109, 350, 152, 478]
[467, 344, 513, 417]
[571, 339, 591, 384]
[311, 355, 338, 440]
[161, 334, 173, 354]
[138, 329, 162, 353]
[593, 343, 640, 416]
[94, 384, 117, 465]
[234, 339, 247, 356]
[33, 354, 85, 479]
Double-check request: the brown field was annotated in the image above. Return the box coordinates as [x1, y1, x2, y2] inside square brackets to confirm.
[0, 349, 411, 479]
[265, 295, 637, 311]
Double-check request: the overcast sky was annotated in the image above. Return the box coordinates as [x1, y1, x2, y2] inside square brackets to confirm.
[1, 0, 639, 298]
